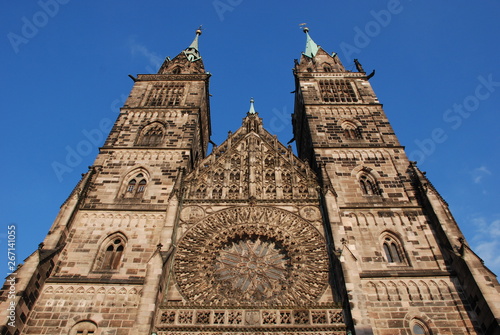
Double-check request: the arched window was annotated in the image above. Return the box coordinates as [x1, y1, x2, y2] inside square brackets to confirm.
[264, 155, 275, 168]
[265, 170, 275, 182]
[230, 171, 240, 182]
[212, 186, 222, 199]
[228, 185, 239, 199]
[282, 171, 292, 184]
[172, 67, 181, 74]
[127, 179, 136, 192]
[411, 319, 431, 335]
[213, 170, 224, 183]
[138, 123, 164, 147]
[231, 155, 241, 167]
[359, 174, 379, 195]
[69, 320, 97, 335]
[382, 235, 404, 264]
[137, 179, 147, 193]
[99, 236, 126, 270]
[323, 64, 333, 72]
[265, 185, 276, 199]
[103, 239, 124, 270]
[124, 172, 147, 198]
[298, 185, 309, 198]
[194, 184, 207, 198]
[342, 121, 362, 139]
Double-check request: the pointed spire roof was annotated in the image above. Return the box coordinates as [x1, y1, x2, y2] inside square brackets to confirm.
[183, 27, 202, 62]
[302, 27, 319, 58]
[248, 97, 257, 115]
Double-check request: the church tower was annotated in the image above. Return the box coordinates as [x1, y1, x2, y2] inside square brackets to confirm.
[0, 29, 212, 335]
[292, 28, 500, 334]
[1, 28, 499, 335]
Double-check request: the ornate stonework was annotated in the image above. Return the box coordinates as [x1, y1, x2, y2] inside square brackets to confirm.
[173, 206, 329, 305]
[180, 205, 206, 223]
[156, 307, 346, 334]
[183, 114, 319, 202]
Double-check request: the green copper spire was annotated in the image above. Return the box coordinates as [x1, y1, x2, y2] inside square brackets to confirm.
[302, 27, 319, 58]
[248, 98, 257, 115]
[184, 27, 202, 62]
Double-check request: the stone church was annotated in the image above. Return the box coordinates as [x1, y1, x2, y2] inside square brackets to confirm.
[1, 28, 499, 335]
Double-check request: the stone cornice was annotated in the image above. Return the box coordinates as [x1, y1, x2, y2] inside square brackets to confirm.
[46, 276, 145, 285]
[136, 73, 210, 81]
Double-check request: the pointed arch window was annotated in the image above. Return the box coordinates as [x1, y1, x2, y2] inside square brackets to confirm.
[231, 155, 241, 168]
[283, 185, 293, 199]
[102, 239, 125, 270]
[212, 186, 222, 199]
[382, 235, 405, 264]
[342, 121, 362, 139]
[172, 67, 181, 74]
[138, 123, 164, 147]
[323, 64, 333, 72]
[228, 185, 239, 199]
[265, 170, 275, 182]
[229, 171, 240, 182]
[282, 171, 292, 184]
[95, 234, 127, 271]
[359, 174, 380, 195]
[264, 156, 275, 168]
[265, 185, 276, 199]
[127, 179, 136, 192]
[298, 185, 309, 198]
[213, 170, 224, 183]
[125, 173, 147, 198]
[137, 179, 147, 193]
[194, 184, 207, 198]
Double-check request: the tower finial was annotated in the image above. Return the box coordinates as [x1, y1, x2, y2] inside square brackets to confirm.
[195, 25, 202, 36]
[301, 24, 319, 58]
[248, 97, 257, 115]
[184, 27, 203, 62]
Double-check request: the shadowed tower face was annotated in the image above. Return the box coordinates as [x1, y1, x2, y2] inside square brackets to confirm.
[292, 27, 500, 335]
[0, 28, 499, 335]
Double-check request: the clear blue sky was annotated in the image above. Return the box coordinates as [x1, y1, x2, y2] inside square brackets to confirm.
[2, 1, 499, 275]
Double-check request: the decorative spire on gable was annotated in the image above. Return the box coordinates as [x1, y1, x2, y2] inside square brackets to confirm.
[248, 97, 257, 115]
[183, 104, 319, 202]
[302, 27, 319, 58]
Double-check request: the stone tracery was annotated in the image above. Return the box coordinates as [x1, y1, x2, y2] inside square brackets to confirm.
[173, 206, 329, 305]
[182, 115, 319, 201]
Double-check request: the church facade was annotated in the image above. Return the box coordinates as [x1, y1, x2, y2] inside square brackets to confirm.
[1, 28, 499, 335]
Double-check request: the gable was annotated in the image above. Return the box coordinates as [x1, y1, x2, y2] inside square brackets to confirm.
[183, 114, 319, 202]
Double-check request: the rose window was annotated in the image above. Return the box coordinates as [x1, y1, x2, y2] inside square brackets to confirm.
[173, 207, 328, 305]
[215, 238, 289, 300]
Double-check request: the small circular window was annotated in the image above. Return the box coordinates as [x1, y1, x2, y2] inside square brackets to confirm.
[411, 319, 430, 335]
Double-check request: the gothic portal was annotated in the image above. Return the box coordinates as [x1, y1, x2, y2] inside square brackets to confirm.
[1, 28, 499, 335]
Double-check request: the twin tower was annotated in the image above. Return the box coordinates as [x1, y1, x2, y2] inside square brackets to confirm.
[2, 29, 499, 335]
